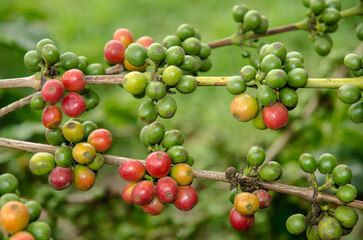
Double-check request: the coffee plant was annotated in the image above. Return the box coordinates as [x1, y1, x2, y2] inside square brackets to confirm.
[0, 0, 362, 239]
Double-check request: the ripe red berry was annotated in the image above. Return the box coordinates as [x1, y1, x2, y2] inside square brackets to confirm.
[87, 129, 112, 152]
[42, 105, 62, 129]
[156, 176, 178, 203]
[61, 69, 86, 92]
[104, 40, 126, 64]
[173, 185, 198, 211]
[145, 151, 172, 178]
[41, 79, 64, 104]
[113, 28, 134, 48]
[131, 180, 155, 205]
[119, 159, 145, 182]
[61, 92, 86, 118]
[229, 207, 255, 231]
[48, 166, 74, 190]
[142, 196, 165, 215]
[122, 182, 137, 204]
[262, 102, 289, 130]
[136, 36, 153, 49]
[252, 189, 272, 209]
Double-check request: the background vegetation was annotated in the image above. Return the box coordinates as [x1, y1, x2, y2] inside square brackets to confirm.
[0, 0, 362, 239]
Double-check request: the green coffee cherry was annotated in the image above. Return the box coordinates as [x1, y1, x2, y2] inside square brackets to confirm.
[146, 81, 166, 100]
[157, 95, 177, 118]
[59, 52, 79, 70]
[36, 38, 55, 57]
[356, 23, 363, 41]
[325, 0, 342, 11]
[176, 75, 197, 94]
[313, 35, 332, 56]
[332, 164, 352, 186]
[182, 37, 201, 55]
[140, 126, 152, 147]
[302, 0, 310, 8]
[317, 153, 337, 174]
[348, 101, 363, 123]
[298, 153, 317, 173]
[306, 225, 320, 240]
[176, 24, 195, 41]
[199, 43, 211, 59]
[240, 65, 257, 81]
[266, 42, 287, 62]
[243, 10, 262, 30]
[338, 84, 361, 104]
[0, 173, 18, 195]
[321, 8, 340, 25]
[25, 200, 42, 222]
[147, 122, 165, 145]
[45, 127, 66, 146]
[123, 71, 148, 95]
[265, 69, 288, 89]
[232, 4, 249, 22]
[147, 43, 166, 63]
[287, 68, 308, 88]
[259, 44, 270, 62]
[257, 85, 277, 107]
[283, 58, 304, 73]
[167, 145, 188, 164]
[200, 58, 212, 72]
[162, 130, 184, 149]
[344, 53, 362, 70]
[253, 16, 269, 34]
[42, 44, 59, 65]
[162, 35, 181, 49]
[30, 94, 45, 110]
[180, 55, 196, 71]
[309, 0, 326, 14]
[82, 121, 98, 139]
[286, 51, 304, 63]
[86, 63, 105, 75]
[279, 87, 298, 109]
[125, 43, 147, 67]
[336, 184, 357, 203]
[163, 65, 182, 86]
[261, 54, 282, 73]
[259, 161, 282, 181]
[77, 56, 88, 73]
[334, 206, 358, 228]
[165, 46, 185, 66]
[253, 107, 267, 130]
[55, 147, 73, 167]
[286, 214, 307, 235]
[352, 68, 363, 77]
[318, 217, 342, 240]
[247, 146, 266, 166]
[138, 100, 158, 124]
[24, 50, 42, 72]
[87, 153, 104, 171]
[185, 155, 195, 166]
[227, 76, 247, 95]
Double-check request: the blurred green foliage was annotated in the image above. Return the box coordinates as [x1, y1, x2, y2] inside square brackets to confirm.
[0, 0, 362, 239]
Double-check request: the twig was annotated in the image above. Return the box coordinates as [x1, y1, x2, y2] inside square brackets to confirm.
[0, 75, 41, 90]
[0, 92, 40, 119]
[0, 137, 362, 210]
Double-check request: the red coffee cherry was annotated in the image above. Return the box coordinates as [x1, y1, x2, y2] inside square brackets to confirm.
[119, 159, 145, 182]
[48, 166, 74, 190]
[87, 129, 112, 152]
[104, 40, 126, 64]
[131, 180, 155, 205]
[113, 28, 134, 48]
[173, 185, 198, 211]
[42, 105, 62, 129]
[122, 182, 137, 204]
[136, 36, 153, 49]
[61, 69, 86, 92]
[41, 79, 64, 104]
[156, 176, 178, 204]
[262, 102, 289, 130]
[252, 189, 272, 209]
[61, 92, 86, 118]
[142, 196, 165, 215]
[229, 207, 255, 231]
[145, 151, 172, 178]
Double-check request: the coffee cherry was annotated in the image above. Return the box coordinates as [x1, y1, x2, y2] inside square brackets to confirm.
[173, 185, 198, 211]
[302, 0, 310, 8]
[163, 65, 182, 87]
[166, 46, 185, 66]
[87, 129, 112, 152]
[318, 153, 337, 174]
[86, 63, 105, 75]
[61, 69, 87, 92]
[356, 23, 363, 41]
[265, 69, 288, 89]
[170, 163, 194, 186]
[72, 142, 96, 164]
[162, 130, 184, 149]
[287, 68, 308, 88]
[138, 100, 158, 124]
[136, 36, 153, 49]
[338, 84, 361, 105]
[42, 44, 59, 65]
[298, 153, 317, 173]
[61, 92, 86, 118]
[125, 43, 147, 67]
[191, 55, 202, 73]
[286, 51, 304, 63]
[180, 55, 196, 71]
[122, 71, 148, 95]
[253, 16, 269, 34]
[156, 177, 178, 204]
[62, 120, 85, 143]
[243, 10, 262, 30]
[252, 189, 271, 209]
[42, 105, 62, 129]
[259, 161, 282, 181]
[199, 43, 211, 59]
[145, 151, 172, 178]
[344, 53, 362, 70]
[46, 127, 66, 146]
[82, 121, 98, 140]
[87, 153, 104, 171]
[313, 35, 332, 56]
[334, 206, 358, 228]
[59, 52, 79, 70]
[321, 8, 340, 24]
[247, 146, 266, 166]
[113, 28, 134, 48]
[348, 101, 363, 123]
[0, 201, 30, 234]
[227, 76, 247, 95]
[176, 75, 197, 94]
[261, 54, 282, 73]
[157, 95, 177, 118]
[182, 37, 201, 55]
[230, 94, 259, 122]
[119, 159, 145, 182]
[257, 85, 277, 107]
[229, 188, 238, 204]
[259, 44, 270, 62]
[253, 107, 267, 130]
[0, 194, 20, 208]
[147, 43, 166, 63]
[147, 121, 165, 144]
[142, 196, 165, 215]
[122, 182, 137, 204]
[55, 146, 73, 167]
[332, 164, 352, 186]
[234, 192, 260, 215]
[286, 214, 306, 235]
[283, 58, 304, 73]
[140, 126, 152, 147]
[78, 56, 88, 73]
[200, 58, 212, 72]
[318, 216, 342, 240]
[185, 155, 195, 166]
[41, 79, 64, 104]
[48, 166, 74, 190]
[325, 0, 342, 11]
[162, 35, 181, 49]
[131, 180, 155, 205]
[176, 24, 195, 41]
[0, 173, 18, 195]
[266, 42, 287, 62]
[279, 87, 298, 109]
[73, 165, 95, 191]
[232, 4, 249, 22]
[167, 146, 189, 164]
[30, 94, 46, 110]
[27, 221, 51, 240]
[146, 81, 166, 100]
[306, 225, 320, 240]
[24, 50, 42, 72]
[262, 102, 289, 129]
[309, 0, 325, 14]
[24, 201, 41, 222]
[29, 152, 55, 176]
[336, 184, 357, 203]
[36, 38, 55, 57]
[323, 22, 339, 33]
[229, 207, 255, 231]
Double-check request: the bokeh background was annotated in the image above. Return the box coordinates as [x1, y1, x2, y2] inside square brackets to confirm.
[0, 0, 362, 239]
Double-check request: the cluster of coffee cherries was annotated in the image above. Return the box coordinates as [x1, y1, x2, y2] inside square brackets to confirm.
[30, 69, 99, 129]
[232, 3, 269, 35]
[302, 0, 342, 56]
[356, 22, 363, 41]
[24, 38, 105, 75]
[29, 119, 112, 191]
[228, 42, 308, 130]
[226, 146, 282, 231]
[0, 173, 52, 240]
[286, 152, 358, 239]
